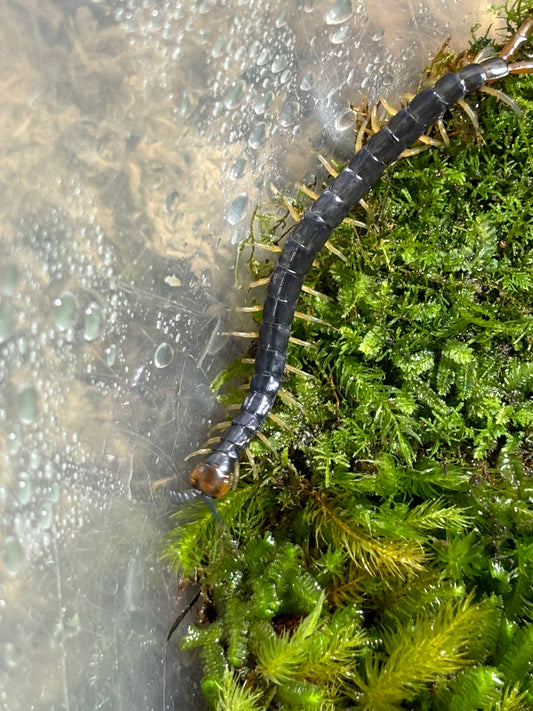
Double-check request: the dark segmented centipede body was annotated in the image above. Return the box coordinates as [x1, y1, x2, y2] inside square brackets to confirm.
[189, 18, 533, 499]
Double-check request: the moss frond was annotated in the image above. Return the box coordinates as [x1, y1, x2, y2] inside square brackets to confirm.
[354, 596, 490, 710]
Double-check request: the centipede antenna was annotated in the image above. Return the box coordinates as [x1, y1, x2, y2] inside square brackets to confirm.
[166, 588, 202, 643]
[201, 494, 226, 526]
[168, 487, 203, 505]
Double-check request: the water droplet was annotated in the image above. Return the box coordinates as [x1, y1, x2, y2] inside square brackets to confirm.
[256, 48, 270, 66]
[280, 69, 292, 85]
[248, 40, 261, 59]
[54, 292, 78, 331]
[280, 100, 300, 127]
[212, 36, 226, 57]
[40, 501, 54, 529]
[227, 193, 249, 225]
[223, 79, 246, 110]
[330, 25, 350, 44]
[84, 302, 102, 341]
[230, 158, 247, 179]
[18, 385, 38, 423]
[0, 300, 14, 343]
[0, 264, 18, 295]
[164, 189, 180, 213]
[105, 344, 117, 366]
[254, 91, 274, 115]
[154, 342, 174, 368]
[2, 536, 23, 575]
[326, 0, 352, 25]
[16, 472, 32, 505]
[7, 426, 21, 455]
[248, 122, 268, 149]
[49, 482, 60, 503]
[335, 109, 356, 131]
[300, 71, 315, 91]
[275, 11, 287, 28]
[178, 90, 194, 118]
[372, 28, 385, 41]
[271, 54, 288, 73]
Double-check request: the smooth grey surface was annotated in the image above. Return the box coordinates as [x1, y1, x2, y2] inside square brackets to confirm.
[0, 0, 496, 708]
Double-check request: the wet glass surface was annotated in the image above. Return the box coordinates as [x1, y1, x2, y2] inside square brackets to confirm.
[0, 0, 495, 708]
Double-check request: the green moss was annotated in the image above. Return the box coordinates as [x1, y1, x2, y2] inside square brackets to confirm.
[166, 8, 533, 710]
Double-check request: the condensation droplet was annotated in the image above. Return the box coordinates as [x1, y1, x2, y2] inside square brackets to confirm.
[271, 54, 288, 73]
[326, 0, 352, 25]
[18, 385, 38, 423]
[280, 100, 300, 127]
[248, 122, 268, 149]
[275, 11, 287, 28]
[154, 342, 174, 368]
[105, 344, 117, 366]
[54, 292, 77, 331]
[212, 36, 226, 57]
[254, 91, 274, 115]
[227, 193, 249, 225]
[49, 482, 60, 503]
[230, 158, 247, 179]
[300, 71, 315, 91]
[2, 536, 23, 575]
[334, 108, 356, 131]
[256, 48, 270, 66]
[0, 264, 18, 295]
[330, 25, 350, 44]
[16, 472, 32, 505]
[0, 300, 14, 343]
[84, 302, 102, 341]
[7, 426, 21, 455]
[223, 79, 246, 110]
[40, 501, 54, 529]
[372, 28, 385, 41]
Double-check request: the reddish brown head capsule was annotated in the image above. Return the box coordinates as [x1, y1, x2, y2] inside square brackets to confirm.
[190, 462, 232, 499]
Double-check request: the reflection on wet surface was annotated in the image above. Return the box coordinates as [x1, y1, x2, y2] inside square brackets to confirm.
[0, 0, 493, 708]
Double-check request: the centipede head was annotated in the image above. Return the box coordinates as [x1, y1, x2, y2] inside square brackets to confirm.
[190, 461, 232, 499]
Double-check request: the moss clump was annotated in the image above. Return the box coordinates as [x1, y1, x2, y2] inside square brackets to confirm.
[165, 10, 533, 711]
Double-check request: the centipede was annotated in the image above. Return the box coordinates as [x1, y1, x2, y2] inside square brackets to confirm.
[186, 15, 533, 501]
